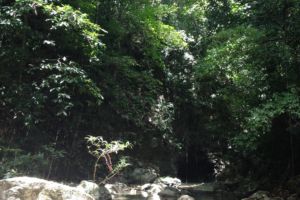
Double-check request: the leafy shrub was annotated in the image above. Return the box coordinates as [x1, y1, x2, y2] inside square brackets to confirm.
[85, 135, 132, 182]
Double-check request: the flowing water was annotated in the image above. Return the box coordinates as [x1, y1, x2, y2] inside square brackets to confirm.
[112, 192, 236, 200]
[111, 183, 237, 200]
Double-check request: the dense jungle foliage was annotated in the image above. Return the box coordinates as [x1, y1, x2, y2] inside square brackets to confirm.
[1, 0, 300, 190]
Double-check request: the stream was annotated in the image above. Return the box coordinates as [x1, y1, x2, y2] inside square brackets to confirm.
[110, 183, 238, 200]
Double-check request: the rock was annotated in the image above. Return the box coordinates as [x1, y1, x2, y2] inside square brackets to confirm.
[128, 167, 159, 184]
[98, 186, 112, 200]
[141, 182, 180, 198]
[227, 178, 258, 197]
[242, 191, 284, 200]
[147, 194, 161, 200]
[178, 183, 217, 193]
[242, 191, 271, 200]
[105, 182, 128, 194]
[178, 194, 195, 200]
[0, 176, 94, 200]
[141, 183, 152, 190]
[154, 177, 181, 187]
[287, 194, 298, 200]
[141, 183, 164, 195]
[159, 186, 180, 198]
[77, 180, 101, 200]
[250, 191, 270, 199]
[111, 159, 160, 184]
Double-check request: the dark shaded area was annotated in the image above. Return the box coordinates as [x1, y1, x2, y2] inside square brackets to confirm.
[254, 115, 300, 183]
[177, 145, 215, 183]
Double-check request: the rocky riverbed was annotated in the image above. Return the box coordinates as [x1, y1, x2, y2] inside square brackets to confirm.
[0, 176, 239, 200]
[1, 176, 298, 200]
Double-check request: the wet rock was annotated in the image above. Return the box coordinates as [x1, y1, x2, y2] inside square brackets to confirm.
[141, 183, 164, 195]
[105, 182, 128, 194]
[129, 167, 159, 184]
[0, 176, 94, 200]
[242, 191, 271, 200]
[147, 193, 161, 200]
[154, 177, 181, 187]
[110, 159, 159, 184]
[77, 180, 113, 200]
[98, 186, 112, 200]
[159, 186, 180, 198]
[178, 194, 195, 200]
[178, 183, 217, 193]
[233, 180, 258, 197]
[77, 180, 101, 200]
[141, 182, 180, 199]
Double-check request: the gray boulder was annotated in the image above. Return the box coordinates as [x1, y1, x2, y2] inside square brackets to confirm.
[0, 176, 94, 200]
[104, 182, 128, 195]
[146, 193, 161, 200]
[128, 167, 159, 184]
[141, 183, 164, 195]
[242, 191, 271, 200]
[110, 159, 159, 184]
[77, 181, 101, 200]
[77, 180, 112, 200]
[98, 186, 113, 200]
[154, 177, 181, 187]
[159, 186, 180, 198]
[178, 195, 195, 200]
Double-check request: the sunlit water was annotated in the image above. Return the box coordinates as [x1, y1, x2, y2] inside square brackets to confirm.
[112, 192, 236, 200]
[110, 183, 237, 200]
[113, 196, 175, 200]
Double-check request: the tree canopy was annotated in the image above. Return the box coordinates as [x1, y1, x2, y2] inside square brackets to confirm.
[1, 0, 300, 188]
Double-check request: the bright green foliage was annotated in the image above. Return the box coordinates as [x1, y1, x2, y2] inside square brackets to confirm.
[92, 0, 187, 132]
[0, 0, 103, 121]
[149, 95, 174, 132]
[0, 0, 103, 65]
[234, 89, 300, 152]
[195, 26, 267, 117]
[43, 4, 103, 59]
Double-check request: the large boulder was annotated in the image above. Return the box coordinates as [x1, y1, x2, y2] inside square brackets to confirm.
[77, 180, 112, 200]
[113, 160, 159, 184]
[248, 191, 270, 200]
[104, 182, 128, 195]
[141, 182, 180, 199]
[98, 186, 113, 200]
[178, 195, 195, 200]
[242, 191, 280, 200]
[141, 183, 164, 195]
[128, 167, 158, 184]
[0, 176, 94, 200]
[158, 186, 180, 198]
[154, 177, 181, 187]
